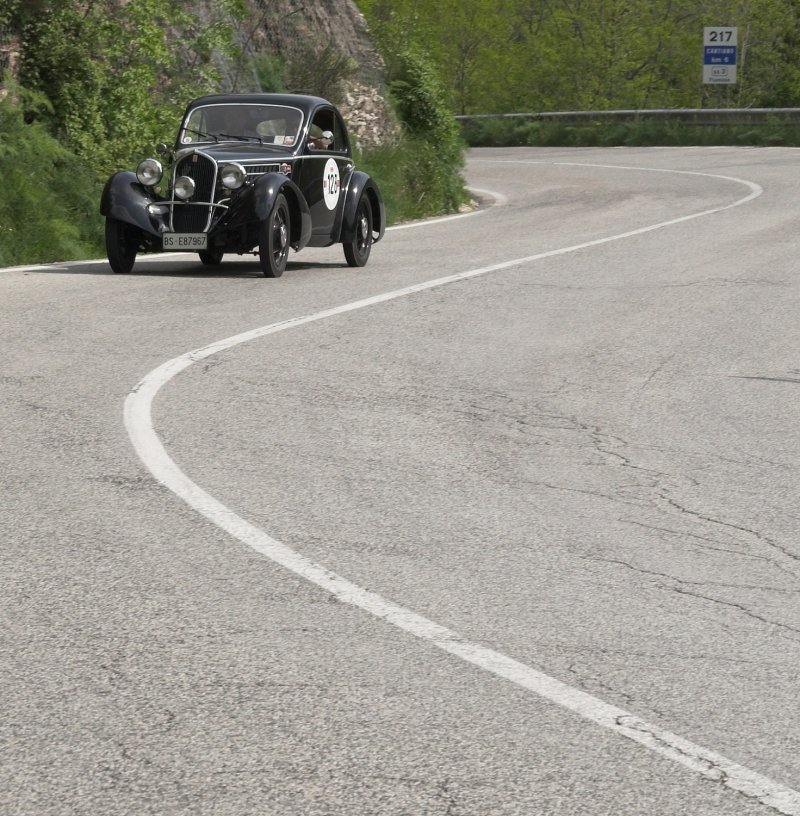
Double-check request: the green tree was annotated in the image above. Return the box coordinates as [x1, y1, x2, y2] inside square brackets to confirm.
[764, 0, 800, 105]
[360, 0, 505, 113]
[18, 0, 242, 173]
[358, 0, 800, 112]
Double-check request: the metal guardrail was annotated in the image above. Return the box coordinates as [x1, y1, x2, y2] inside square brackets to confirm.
[456, 108, 800, 126]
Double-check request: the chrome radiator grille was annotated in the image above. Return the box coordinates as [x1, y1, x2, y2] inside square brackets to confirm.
[171, 153, 216, 232]
[243, 163, 280, 179]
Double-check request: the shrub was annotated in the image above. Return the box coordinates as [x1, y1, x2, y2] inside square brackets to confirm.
[460, 114, 800, 149]
[386, 49, 468, 214]
[255, 54, 286, 93]
[0, 95, 104, 266]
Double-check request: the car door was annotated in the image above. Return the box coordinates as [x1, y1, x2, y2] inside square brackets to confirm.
[293, 107, 352, 246]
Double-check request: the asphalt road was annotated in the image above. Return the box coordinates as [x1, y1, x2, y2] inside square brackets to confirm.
[2, 146, 800, 816]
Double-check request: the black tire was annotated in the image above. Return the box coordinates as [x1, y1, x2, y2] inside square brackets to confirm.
[343, 197, 373, 268]
[199, 248, 224, 266]
[105, 217, 140, 274]
[258, 194, 290, 278]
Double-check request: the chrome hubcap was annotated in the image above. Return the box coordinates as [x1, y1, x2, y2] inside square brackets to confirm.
[273, 214, 288, 259]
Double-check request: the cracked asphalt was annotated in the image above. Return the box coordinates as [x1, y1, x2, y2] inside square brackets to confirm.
[2, 146, 800, 815]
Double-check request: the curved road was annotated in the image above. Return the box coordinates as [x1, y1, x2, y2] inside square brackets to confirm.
[2, 147, 800, 815]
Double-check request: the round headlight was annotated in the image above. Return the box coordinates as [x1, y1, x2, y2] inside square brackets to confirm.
[136, 158, 163, 186]
[173, 176, 196, 200]
[220, 162, 246, 190]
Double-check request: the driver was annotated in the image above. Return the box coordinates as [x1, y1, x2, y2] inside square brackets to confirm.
[307, 126, 334, 150]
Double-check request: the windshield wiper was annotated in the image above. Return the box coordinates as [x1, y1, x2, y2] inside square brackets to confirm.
[183, 127, 218, 143]
[218, 133, 262, 143]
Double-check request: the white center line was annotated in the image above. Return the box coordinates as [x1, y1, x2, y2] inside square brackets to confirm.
[124, 163, 800, 814]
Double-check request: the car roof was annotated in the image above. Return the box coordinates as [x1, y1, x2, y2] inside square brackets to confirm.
[184, 93, 334, 116]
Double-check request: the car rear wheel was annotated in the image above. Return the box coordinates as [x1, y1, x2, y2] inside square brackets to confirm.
[105, 217, 140, 274]
[199, 248, 224, 266]
[343, 197, 373, 268]
[258, 194, 290, 278]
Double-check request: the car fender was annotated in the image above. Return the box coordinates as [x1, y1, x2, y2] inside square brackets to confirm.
[338, 172, 386, 245]
[100, 171, 161, 236]
[244, 173, 313, 250]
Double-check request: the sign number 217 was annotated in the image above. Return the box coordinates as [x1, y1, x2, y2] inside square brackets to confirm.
[707, 29, 734, 42]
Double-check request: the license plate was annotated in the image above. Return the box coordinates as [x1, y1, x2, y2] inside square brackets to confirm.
[163, 232, 207, 250]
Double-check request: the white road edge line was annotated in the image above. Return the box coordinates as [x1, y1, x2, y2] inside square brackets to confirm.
[124, 163, 800, 814]
[387, 185, 509, 230]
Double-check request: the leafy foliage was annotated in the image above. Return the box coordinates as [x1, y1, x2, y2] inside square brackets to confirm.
[350, 5, 472, 215]
[357, 0, 800, 113]
[254, 54, 287, 93]
[460, 114, 800, 148]
[17, 0, 241, 175]
[386, 49, 467, 213]
[0, 94, 104, 266]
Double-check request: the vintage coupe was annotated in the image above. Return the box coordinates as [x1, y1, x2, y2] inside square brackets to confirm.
[100, 93, 385, 276]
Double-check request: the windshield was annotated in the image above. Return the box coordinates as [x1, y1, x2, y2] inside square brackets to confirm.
[179, 104, 304, 147]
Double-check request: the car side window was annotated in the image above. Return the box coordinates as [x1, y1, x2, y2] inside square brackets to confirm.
[308, 108, 348, 153]
[333, 112, 349, 153]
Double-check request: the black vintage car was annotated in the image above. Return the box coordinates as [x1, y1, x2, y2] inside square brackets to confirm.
[100, 93, 385, 276]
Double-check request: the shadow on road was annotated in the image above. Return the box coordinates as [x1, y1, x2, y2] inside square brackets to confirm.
[23, 257, 348, 278]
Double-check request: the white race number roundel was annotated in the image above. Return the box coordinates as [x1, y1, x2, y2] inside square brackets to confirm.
[323, 158, 340, 210]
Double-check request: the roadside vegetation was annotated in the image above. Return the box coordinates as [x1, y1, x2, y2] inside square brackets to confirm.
[362, 49, 468, 221]
[355, 0, 800, 149]
[1, 0, 239, 266]
[356, 0, 800, 114]
[460, 117, 800, 149]
[0, 0, 465, 266]
[0, 91, 104, 267]
[4, 0, 800, 265]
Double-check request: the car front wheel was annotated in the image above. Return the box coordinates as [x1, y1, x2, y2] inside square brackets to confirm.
[344, 197, 373, 268]
[258, 194, 290, 278]
[105, 217, 140, 274]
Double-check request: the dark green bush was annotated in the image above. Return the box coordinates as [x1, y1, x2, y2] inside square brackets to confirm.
[0, 96, 104, 266]
[255, 54, 286, 93]
[386, 49, 468, 215]
[355, 137, 462, 224]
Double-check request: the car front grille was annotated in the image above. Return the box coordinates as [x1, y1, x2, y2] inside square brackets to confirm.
[171, 153, 216, 232]
[243, 163, 280, 179]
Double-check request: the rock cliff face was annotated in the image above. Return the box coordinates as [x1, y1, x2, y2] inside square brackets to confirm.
[209, 0, 400, 148]
[250, 0, 384, 87]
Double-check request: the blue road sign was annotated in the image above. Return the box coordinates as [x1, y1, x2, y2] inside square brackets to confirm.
[703, 46, 737, 66]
